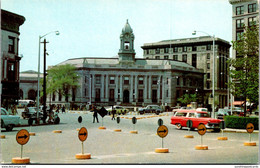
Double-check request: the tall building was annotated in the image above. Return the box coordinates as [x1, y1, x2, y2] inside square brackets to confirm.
[229, 0, 259, 59]
[141, 36, 231, 108]
[1, 10, 25, 108]
[49, 20, 204, 107]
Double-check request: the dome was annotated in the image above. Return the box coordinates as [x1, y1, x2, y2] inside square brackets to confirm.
[122, 19, 133, 34]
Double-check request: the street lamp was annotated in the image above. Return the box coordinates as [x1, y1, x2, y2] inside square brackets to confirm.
[36, 31, 59, 124]
[192, 30, 215, 118]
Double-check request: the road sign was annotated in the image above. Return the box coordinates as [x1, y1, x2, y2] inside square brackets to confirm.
[186, 120, 193, 128]
[246, 123, 254, 133]
[78, 116, 82, 123]
[158, 118, 163, 126]
[157, 125, 168, 138]
[197, 124, 206, 136]
[78, 127, 88, 142]
[132, 117, 137, 124]
[117, 116, 120, 124]
[220, 121, 226, 129]
[16, 129, 30, 145]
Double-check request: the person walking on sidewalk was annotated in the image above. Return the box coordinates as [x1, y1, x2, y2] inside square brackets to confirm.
[93, 105, 99, 123]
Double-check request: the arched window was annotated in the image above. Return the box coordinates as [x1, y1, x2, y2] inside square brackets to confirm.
[28, 89, 36, 101]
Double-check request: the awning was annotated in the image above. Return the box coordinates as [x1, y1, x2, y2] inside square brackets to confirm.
[233, 101, 245, 106]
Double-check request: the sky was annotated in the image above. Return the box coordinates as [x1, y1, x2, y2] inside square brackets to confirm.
[2, 0, 232, 72]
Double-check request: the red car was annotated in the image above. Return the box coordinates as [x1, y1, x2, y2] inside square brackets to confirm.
[171, 110, 222, 132]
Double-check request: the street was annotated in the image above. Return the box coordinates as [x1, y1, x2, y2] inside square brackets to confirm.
[1, 111, 259, 164]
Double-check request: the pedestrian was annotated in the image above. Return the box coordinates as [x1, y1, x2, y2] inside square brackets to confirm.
[62, 105, 65, 113]
[93, 105, 99, 123]
[111, 106, 116, 120]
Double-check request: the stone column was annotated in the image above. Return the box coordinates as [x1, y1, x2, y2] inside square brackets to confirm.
[162, 76, 165, 106]
[157, 76, 161, 104]
[115, 75, 119, 102]
[130, 75, 134, 103]
[92, 74, 95, 100]
[135, 75, 138, 102]
[148, 75, 152, 103]
[120, 75, 123, 102]
[144, 75, 148, 103]
[101, 75, 105, 102]
[105, 75, 109, 102]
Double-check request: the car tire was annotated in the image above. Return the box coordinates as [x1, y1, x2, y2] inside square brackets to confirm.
[6, 124, 13, 131]
[176, 123, 182, 130]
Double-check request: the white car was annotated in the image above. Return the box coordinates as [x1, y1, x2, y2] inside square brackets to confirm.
[1, 107, 20, 131]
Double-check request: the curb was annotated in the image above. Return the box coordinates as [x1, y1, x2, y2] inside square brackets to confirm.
[223, 129, 259, 133]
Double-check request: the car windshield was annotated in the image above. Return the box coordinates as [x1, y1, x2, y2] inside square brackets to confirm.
[175, 112, 187, 117]
[196, 113, 209, 118]
[28, 108, 37, 113]
[1, 108, 7, 115]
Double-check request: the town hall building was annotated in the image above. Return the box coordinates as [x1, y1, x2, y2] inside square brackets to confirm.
[50, 20, 204, 107]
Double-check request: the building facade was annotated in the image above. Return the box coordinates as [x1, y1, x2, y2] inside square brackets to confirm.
[19, 70, 43, 101]
[49, 20, 204, 107]
[141, 36, 231, 108]
[1, 10, 25, 108]
[229, 0, 259, 59]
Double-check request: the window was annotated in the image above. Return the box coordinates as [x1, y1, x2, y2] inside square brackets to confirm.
[164, 55, 169, 59]
[192, 46, 197, 51]
[156, 48, 160, 54]
[207, 53, 210, 59]
[109, 76, 115, 84]
[207, 44, 211, 50]
[236, 6, 244, 15]
[165, 48, 169, 53]
[174, 47, 178, 53]
[152, 77, 157, 85]
[138, 77, 144, 85]
[207, 73, 210, 79]
[192, 54, 197, 67]
[124, 42, 129, 49]
[166, 90, 169, 97]
[236, 31, 244, 41]
[248, 17, 257, 27]
[124, 76, 129, 85]
[248, 3, 256, 13]
[173, 55, 178, 61]
[96, 75, 101, 84]
[177, 77, 180, 85]
[183, 78, 186, 86]
[95, 89, 101, 102]
[207, 63, 210, 69]
[155, 56, 160, 59]
[236, 19, 244, 29]
[183, 46, 187, 52]
[182, 54, 187, 63]
[8, 37, 15, 53]
[138, 89, 144, 102]
[206, 82, 210, 89]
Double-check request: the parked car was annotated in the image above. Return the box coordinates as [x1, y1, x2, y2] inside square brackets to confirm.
[217, 108, 229, 119]
[139, 105, 162, 115]
[170, 109, 222, 132]
[1, 107, 20, 131]
[106, 106, 129, 115]
[196, 108, 208, 112]
[22, 107, 44, 120]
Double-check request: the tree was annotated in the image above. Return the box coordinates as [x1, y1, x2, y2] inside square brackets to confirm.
[229, 24, 259, 115]
[45, 64, 79, 103]
[177, 94, 197, 106]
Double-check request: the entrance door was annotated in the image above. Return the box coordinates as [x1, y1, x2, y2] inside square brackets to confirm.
[123, 90, 129, 103]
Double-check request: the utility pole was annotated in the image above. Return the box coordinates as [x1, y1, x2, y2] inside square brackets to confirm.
[42, 39, 49, 122]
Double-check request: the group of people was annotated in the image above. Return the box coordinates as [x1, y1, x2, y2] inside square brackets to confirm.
[91, 105, 116, 123]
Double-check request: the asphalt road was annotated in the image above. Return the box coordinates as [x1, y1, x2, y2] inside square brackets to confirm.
[1, 111, 259, 165]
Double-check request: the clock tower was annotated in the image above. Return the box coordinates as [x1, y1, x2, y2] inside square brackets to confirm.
[118, 19, 136, 64]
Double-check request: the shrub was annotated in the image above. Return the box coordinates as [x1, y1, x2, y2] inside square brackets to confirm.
[224, 116, 259, 130]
